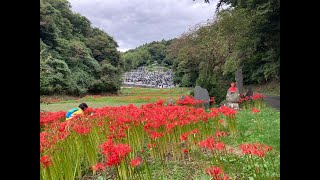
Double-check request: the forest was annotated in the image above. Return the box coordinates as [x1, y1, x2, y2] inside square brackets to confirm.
[40, 0, 279, 103]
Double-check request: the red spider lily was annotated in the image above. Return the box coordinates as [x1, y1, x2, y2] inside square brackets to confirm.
[40, 111, 66, 127]
[239, 143, 272, 157]
[176, 96, 203, 106]
[205, 166, 223, 179]
[92, 163, 105, 171]
[218, 106, 237, 117]
[215, 142, 225, 150]
[147, 143, 156, 149]
[100, 139, 131, 166]
[252, 108, 261, 113]
[130, 157, 142, 167]
[215, 130, 228, 138]
[180, 133, 189, 142]
[183, 148, 189, 154]
[149, 132, 164, 140]
[218, 119, 224, 124]
[73, 124, 91, 135]
[251, 93, 265, 100]
[40, 155, 51, 168]
[239, 96, 249, 103]
[210, 97, 216, 103]
[180, 128, 199, 142]
[189, 129, 199, 135]
[155, 99, 165, 106]
[199, 137, 215, 150]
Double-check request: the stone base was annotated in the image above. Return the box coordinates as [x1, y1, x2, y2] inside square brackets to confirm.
[226, 103, 239, 110]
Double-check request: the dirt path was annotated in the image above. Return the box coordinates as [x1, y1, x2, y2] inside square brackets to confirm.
[264, 95, 280, 111]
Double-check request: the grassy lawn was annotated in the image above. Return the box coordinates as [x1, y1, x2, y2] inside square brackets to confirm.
[40, 87, 192, 112]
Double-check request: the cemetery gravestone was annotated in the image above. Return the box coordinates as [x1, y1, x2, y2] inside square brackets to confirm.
[194, 86, 210, 109]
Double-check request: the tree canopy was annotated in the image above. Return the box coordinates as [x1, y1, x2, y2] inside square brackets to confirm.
[40, 0, 122, 95]
[169, 0, 279, 103]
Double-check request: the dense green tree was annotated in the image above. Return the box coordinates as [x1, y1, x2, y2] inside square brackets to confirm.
[40, 0, 122, 95]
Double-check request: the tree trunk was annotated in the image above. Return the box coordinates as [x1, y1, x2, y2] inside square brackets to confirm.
[235, 67, 244, 94]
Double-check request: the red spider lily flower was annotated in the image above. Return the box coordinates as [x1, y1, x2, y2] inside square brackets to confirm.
[215, 130, 228, 138]
[251, 93, 265, 100]
[199, 136, 215, 150]
[190, 129, 199, 135]
[147, 143, 156, 149]
[58, 131, 69, 140]
[215, 142, 225, 150]
[73, 124, 91, 135]
[182, 148, 188, 154]
[205, 166, 223, 178]
[155, 99, 165, 106]
[218, 106, 237, 116]
[100, 139, 131, 167]
[176, 96, 203, 106]
[219, 119, 224, 124]
[92, 163, 105, 171]
[150, 132, 164, 140]
[210, 97, 216, 103]
[252, 108, 261, 113]
[239, 143, 272, 157]
[223, 175, 229, 180]
[40, 155, 51, 168]
[59, 121, 70, 132]
[130, 157, 142, 167]
[180, 132, 189, 142]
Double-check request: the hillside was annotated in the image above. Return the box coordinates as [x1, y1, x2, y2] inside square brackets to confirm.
[40, 0, 122, 96]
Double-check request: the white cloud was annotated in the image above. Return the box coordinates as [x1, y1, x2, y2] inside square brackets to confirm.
[68, 0, 217, 50]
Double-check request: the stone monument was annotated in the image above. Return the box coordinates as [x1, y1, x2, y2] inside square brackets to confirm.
[194, 86, 210, 109]
[225, 82, 240, 110]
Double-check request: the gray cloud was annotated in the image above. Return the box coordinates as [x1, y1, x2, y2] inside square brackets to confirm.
[68, 0, 217, 51]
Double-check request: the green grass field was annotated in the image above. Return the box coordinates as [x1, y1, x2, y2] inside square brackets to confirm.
[40, 87, 192, 112]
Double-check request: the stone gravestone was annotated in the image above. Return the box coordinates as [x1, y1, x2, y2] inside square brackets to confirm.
[194, 86, 210, 109]
[245, 87, 253, 97]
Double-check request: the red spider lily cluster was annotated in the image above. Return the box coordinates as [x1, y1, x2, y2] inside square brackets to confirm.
[40, 99, 235, 160]
[239, 93, 265, 103]
[40, 111, 66, 126]
[40, 97, 275, 179]
[176, 96, 204, 106]
[40, 155, 51, 168]
[239, 143, 273, 157]
[251, 93, 265, 100]
[205, 166, 229, 180]
[100, 139, 131, 166]
[199, 136, 225, 151]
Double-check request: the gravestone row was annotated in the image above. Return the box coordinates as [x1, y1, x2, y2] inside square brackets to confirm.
[122, 66, 175, 88]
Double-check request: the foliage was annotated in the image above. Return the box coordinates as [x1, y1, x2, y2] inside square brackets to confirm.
[120, 39, 175, 72]
[40, 0, 122, 95]
[168, 0, 279, 103]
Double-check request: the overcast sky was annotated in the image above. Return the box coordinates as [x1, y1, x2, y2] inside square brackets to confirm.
[68, 0, 217, 52]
